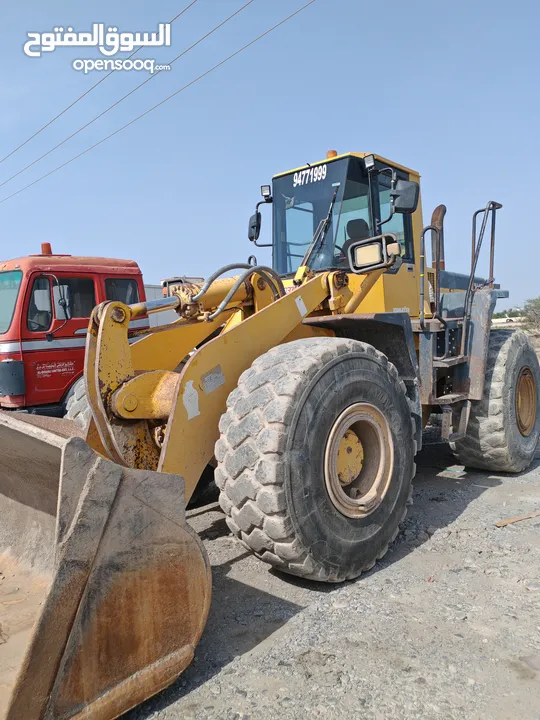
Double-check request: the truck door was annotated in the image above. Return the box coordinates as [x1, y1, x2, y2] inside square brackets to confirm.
[21, 273, 96, 411]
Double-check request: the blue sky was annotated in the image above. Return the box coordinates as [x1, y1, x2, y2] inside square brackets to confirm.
[0, 0, 538, 309]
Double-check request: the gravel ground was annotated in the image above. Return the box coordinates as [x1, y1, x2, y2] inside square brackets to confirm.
[126, 431, 540, 720]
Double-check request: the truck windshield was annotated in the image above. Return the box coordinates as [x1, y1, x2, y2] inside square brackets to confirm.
[272, 156, 373, 276]
[0, 270, 23, 334]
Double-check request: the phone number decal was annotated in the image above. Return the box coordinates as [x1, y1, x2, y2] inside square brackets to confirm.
[293, 164, 327, 187]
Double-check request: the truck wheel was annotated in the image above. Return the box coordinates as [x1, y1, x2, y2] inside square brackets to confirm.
[215, 337, 417, 582]
[452, 330, 540, 472]
[64, 378, 92, 429]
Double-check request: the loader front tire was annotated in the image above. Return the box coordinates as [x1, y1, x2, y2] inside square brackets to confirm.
[452, 330, 540, 472]
[215, 337, 417, 582]
[64, 377, 92, 429]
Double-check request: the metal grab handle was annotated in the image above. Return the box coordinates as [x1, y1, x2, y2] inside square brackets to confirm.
[460, 200, 502, 355]
[470, 201, 502, 285]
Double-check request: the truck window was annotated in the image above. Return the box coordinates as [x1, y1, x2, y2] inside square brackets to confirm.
[0, 270, 23, 334]
[27, 277, 52, 332]
[53, 278, 96, 319]
[105, 278, 139, 305]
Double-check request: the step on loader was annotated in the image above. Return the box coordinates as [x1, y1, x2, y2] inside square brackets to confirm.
[1, 151, 538, 718]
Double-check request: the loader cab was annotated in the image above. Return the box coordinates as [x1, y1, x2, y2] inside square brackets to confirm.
[270, 153, 416, 277]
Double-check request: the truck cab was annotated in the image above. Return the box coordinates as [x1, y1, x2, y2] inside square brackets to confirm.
[0, 244, 148, 415]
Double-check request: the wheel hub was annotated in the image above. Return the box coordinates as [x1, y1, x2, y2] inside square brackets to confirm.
[516, 366, 536, 437]
[324, 403, 394, 519]
[336, 429, 364, 485]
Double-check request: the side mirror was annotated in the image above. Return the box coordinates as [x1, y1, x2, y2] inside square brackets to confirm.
[348, 233, 402, 274]
[391, 179, 420, 214]
[248, 211, 261, 242]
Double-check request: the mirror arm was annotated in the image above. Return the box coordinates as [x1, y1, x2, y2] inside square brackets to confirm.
[378, 167, 395, 180]
[379, 203, 395, 229]
[367, 165, 397, 232]
[250, 199, 273, 247]
[39, 272, 70, 340]
[377, 169, 397, 230]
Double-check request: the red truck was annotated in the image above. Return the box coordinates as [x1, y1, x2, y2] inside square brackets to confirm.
[0, 243, 149, 416]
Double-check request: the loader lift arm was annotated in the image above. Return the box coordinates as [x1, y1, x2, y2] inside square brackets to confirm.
[85, 272, 333, 501]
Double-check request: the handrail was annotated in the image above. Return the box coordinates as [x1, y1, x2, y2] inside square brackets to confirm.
[460, 200, 502, 355]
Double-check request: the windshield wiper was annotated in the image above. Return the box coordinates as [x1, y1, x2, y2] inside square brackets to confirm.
[300, 185, 339, 271]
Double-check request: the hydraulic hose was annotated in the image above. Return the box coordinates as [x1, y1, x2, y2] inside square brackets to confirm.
[192, 264, 253, 302]
[207, 266, 285, 321]
[193, 263, 285, 305]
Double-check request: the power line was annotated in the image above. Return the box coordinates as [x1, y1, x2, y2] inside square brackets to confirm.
[0, 0, 199, 166]
[0, 0, 256, 189]
[0, 1, 316, 207]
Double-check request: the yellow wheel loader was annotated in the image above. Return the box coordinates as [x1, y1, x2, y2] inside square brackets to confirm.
[1, 151, 539, 718]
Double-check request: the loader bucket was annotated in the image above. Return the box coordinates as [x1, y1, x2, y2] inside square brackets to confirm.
[0, 412, 211, 720]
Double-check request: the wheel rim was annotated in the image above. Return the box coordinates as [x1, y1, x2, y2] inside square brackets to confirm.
[516, 366, 537, 437]
[324, 403, 394, 519]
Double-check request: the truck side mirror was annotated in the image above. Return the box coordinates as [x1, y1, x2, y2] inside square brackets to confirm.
[391, 179, 420, 214]
[248, 211, 261, 242]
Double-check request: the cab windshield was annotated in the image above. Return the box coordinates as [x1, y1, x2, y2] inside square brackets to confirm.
[0, 270, 23, 334]
[272, 157, 373, 276]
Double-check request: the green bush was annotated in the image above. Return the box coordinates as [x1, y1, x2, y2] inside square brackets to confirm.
[522, 298, 540, 332]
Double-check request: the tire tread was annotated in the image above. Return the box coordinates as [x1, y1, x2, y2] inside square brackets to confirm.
[215, 337, 417, 582]
[452, 329, 539, 472]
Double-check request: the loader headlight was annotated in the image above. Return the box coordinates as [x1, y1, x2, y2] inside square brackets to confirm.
[261, 185, 272, 200]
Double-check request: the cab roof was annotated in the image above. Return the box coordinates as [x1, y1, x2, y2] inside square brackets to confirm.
[0, 253, 141, 276]
[273, 152, 420, 179]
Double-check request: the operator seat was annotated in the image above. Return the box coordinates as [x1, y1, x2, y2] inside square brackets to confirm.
[339, 219, 371, 264]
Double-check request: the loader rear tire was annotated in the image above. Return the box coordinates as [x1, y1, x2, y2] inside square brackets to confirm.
[215, 337, 417, 582]
[452, 330, 540, 472]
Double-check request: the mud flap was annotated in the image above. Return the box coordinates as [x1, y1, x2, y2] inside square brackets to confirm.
[0, 412, 211, 720]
